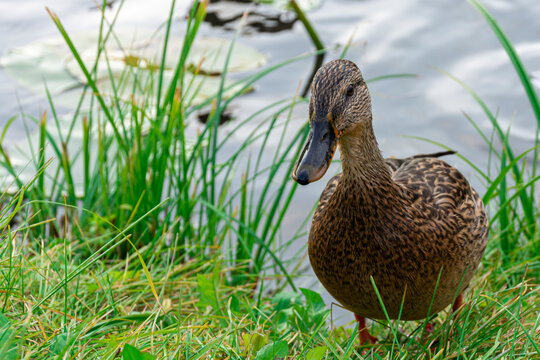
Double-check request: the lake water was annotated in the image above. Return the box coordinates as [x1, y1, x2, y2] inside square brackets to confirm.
[1, 0, 539, 324]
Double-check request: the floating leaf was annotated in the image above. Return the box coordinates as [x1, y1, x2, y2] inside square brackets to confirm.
[0, 36, 78, 95]
[185, 36, 266, 74]
[0, 29, 266, 108]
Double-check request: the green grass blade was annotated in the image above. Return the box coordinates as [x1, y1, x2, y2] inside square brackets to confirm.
[469, 0, 540, 127]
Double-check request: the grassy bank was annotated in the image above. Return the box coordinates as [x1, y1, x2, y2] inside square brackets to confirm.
[0, 237, 537, 359]
[1, 0, 539, 359]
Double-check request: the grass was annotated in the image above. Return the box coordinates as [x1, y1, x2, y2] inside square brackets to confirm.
[0, 0, 539, 359]
[0, 231, 537, 359]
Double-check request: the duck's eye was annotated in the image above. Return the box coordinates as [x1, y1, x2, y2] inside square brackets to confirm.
[346, 84, 354, 97]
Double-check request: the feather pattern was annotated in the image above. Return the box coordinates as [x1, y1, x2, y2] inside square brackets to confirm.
[305, 60, 489, 321]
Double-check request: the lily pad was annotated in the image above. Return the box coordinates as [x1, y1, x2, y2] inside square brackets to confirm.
[183, 36, 266, 74]
[0, 36, 78, 95]
[0, 29, 266, 107]
[63, 31, 266, 79]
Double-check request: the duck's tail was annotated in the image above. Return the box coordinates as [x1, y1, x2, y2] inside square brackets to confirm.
[412, 150, 456, 159]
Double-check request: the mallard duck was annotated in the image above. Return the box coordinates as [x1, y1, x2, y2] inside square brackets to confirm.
[292, 59, 488, 344]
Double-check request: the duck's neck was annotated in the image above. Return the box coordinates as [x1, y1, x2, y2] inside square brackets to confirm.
[338, 122, 393, 187]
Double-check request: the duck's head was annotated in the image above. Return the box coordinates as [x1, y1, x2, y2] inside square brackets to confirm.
[292, 59, 372, 185]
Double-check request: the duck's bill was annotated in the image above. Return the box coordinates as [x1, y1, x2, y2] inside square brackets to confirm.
[292, 120, 340, 185]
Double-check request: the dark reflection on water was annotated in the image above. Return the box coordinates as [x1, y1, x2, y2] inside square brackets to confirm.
[198, 109, 234, 125]
[204, 1, 297, 33]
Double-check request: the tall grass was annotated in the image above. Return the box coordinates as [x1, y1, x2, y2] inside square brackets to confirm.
[0, 0, 312, 290]
[459, 0, 540, 266]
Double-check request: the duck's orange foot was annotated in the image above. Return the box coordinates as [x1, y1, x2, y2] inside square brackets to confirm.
[359, 328, 378, 345]
[354, 314, 377, 345]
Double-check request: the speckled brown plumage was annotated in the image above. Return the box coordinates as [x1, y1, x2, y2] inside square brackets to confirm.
[297, 59, 489, 323]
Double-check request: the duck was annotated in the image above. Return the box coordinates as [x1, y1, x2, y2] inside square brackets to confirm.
[292, 59, 489, 344]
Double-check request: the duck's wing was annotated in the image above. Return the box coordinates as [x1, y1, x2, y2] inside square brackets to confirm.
[391, 155, 488, 289]
[388, 151, 474, 210]
[390, 155, 488, 245]
[385, 150, 456, 175]
[313, 173, 342, 222]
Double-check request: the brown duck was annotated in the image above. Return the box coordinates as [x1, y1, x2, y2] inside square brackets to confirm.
[292, 59, 489, 344]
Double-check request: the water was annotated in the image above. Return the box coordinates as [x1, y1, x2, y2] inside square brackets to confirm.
[1, 0, 539, 324]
